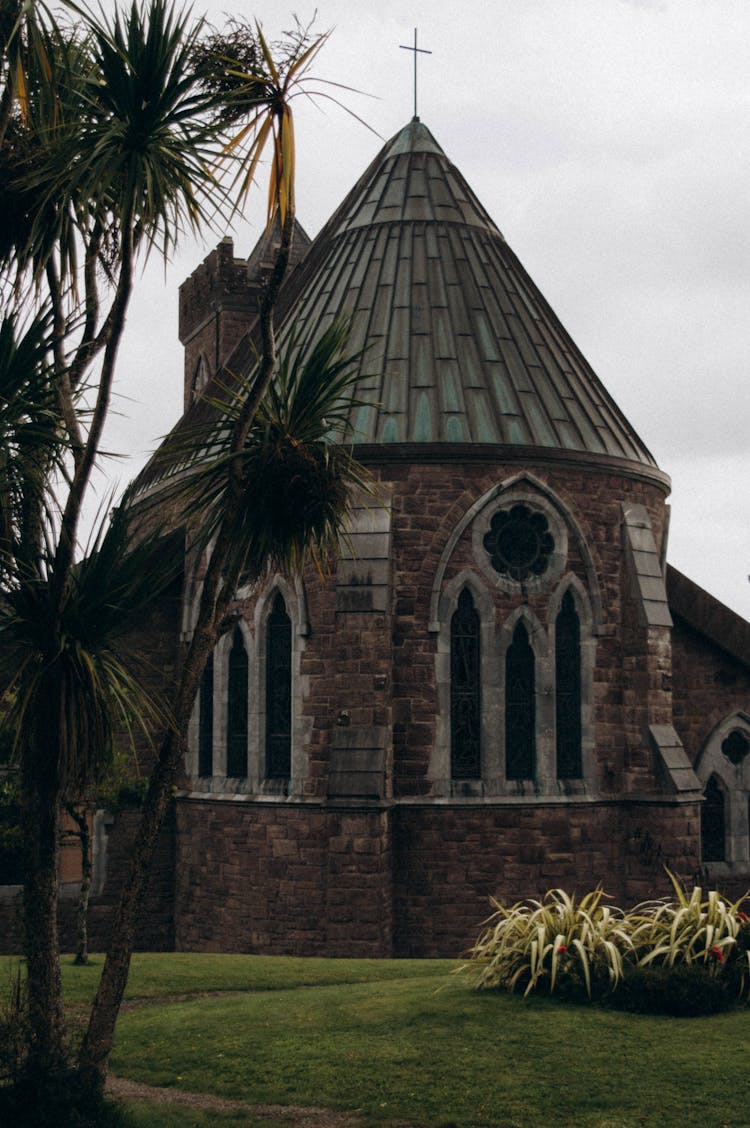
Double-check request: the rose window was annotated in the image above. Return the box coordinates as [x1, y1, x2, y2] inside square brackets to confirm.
[721, 730, 750, 766]
[483, 504, 555, 582]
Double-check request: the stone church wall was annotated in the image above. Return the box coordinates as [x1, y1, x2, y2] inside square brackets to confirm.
[391, 800, 699, 957]
[173, 799, 393, 957]
[670, 616, 750, 766]
[164, 795, 699, 959]
[0, 805, 175, 955]
[365, 455, 671, 801]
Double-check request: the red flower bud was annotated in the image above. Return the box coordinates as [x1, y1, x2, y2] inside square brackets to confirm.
[710, 945, 725, 962]
[557, 945, 568, 954]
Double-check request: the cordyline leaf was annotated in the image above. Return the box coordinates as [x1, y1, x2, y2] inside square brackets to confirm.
[0, 494, 180, 791]
[211, 21, 330, 224]
[151, 316, 375, 585]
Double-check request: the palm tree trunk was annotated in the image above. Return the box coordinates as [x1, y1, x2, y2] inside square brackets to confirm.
[21, 759, 66, 1075]
[77, 741, 179, 1080]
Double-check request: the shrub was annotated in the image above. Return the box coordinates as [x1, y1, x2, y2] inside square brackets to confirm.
[628, 872, 750, 1002]
[0, 1067, 127, 1128]
[0, 963, 28, 1082]
[464, 887, 631, 1000]
[465, 874, 750, 1015]
[612, 963, 738, 1016]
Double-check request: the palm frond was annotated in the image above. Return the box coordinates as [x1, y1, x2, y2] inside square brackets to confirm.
[193, 17, 330, 226]
[0, 494, 180, 792]
[153, 316, 375, 584]
[0, 304, 66, 578]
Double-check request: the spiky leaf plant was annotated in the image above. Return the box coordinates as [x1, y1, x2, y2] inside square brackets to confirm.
[160, 316, 373, 584]
[0, 307, 61, 581]
[465, 887, 632, 1000]
[0, 495, 178, 794]
[627, 870, 750, 997]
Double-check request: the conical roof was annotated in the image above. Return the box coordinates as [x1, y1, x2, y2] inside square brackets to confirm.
[268, 118, 659, 471]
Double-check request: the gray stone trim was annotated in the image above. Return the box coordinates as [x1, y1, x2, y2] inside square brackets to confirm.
[548, 575, 597, 790]
[429, 472, 603, 632]
[253, 577, 309, 798]
[648, 724, 702, 796]
[622, 503, 672, 628]
[694, 711, 750, 869]
[335, 491, 392, 614]
[185, 575, 310, 799]
[497, 604, 549, 797]
[431, 569, 497, 797]
[431, 570, 597, 800]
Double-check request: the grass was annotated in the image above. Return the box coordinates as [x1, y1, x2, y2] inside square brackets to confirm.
[2, 953, 750, 1126]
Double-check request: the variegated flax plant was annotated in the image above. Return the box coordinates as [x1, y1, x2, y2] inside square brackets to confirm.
[465, 887, 632, 1001]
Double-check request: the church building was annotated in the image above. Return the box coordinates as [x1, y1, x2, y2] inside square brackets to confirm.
[3, 117, 746, 959]
[157, 118, 750, 957]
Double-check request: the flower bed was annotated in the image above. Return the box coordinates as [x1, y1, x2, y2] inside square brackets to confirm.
[464, 872, 750, 1015]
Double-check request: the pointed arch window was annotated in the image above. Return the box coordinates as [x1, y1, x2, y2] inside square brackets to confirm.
[556, 590, 582, 779]
[266, 593, 292, 780]
[450, 588, 481, 779]
[505, 621, 535, 781]
[226, 628, 248, 778]
[701, 775, 726, 863]
[198, 651, 214, 777]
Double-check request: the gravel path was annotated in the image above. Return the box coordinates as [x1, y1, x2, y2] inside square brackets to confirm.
[106, 1074, 364, 1126]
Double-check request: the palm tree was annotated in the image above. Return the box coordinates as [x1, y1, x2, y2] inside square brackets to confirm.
[75, 15, 347, 1086]
[2, 0, 357, 1094]
[1, 0, 224, 1076]
[78, 316, 373, 1080]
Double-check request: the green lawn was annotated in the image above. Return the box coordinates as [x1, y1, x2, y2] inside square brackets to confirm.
[2, 954, 749, 1127]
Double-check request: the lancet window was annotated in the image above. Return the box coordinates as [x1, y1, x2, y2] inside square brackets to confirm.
[450, 589, 481, 779]
[555, 590, 582, 779]
[197, 651, 214, 777]
[701, 775, 726, 863]
[505, 621, 535, 781]
[226, 627, 248, 778]
[266, 593, 292, 780]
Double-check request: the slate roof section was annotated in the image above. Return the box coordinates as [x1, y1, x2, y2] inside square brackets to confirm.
[266, 117, 660, 467]
[667, 566, 750, 668]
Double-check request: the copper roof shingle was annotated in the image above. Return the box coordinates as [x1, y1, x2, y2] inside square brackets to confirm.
[263, 118, 659, 468]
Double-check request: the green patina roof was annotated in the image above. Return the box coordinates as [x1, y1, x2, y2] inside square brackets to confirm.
[267, 118, 658, 468]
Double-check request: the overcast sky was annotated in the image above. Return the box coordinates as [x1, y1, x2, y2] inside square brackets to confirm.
[100, 0, 750, 618]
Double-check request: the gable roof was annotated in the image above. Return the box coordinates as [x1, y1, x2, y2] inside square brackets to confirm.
[667, 566, 750, 668]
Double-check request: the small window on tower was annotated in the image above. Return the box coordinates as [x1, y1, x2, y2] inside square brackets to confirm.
[192, 354, 210, 399]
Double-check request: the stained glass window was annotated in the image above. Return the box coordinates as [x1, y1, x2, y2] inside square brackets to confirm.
[266, 594, 292, 780]
[198, 650, 214, 777]
[505, 621, 535, 780]
[556, 591, 582, 779]
[701, 775, 725, 862]
[722, 730, 750, 765]
[226, 627, 248, 778]
[450, 589, 481, 779]
[484, 504, 554, 583]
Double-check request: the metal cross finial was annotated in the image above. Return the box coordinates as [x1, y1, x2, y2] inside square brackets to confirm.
[399, 28, 431, 120]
